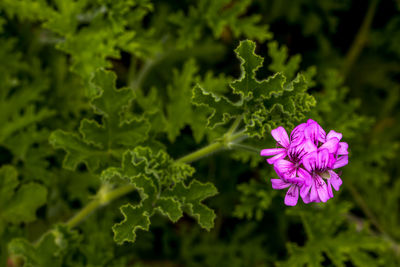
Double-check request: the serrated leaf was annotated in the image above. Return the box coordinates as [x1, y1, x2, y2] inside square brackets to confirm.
[267, 41, 302, 81]
[230, 40, 264, 98]
[164, 180, 218, 230]
[8, 225, 80, 267]
[5, 183, 47, 224]
[192, 84, 242, 128]
[170, 0, 271, 49]
[0, 166, 47, 227]
[49, 130, 107, 172]
[233, 180, 275, 221]
[50, 69, 150, 173]
[193, 40, 315, 137]
[112, 204, 151, 244]
[156, 197, 183, 222]
[282, 203, 388, 267]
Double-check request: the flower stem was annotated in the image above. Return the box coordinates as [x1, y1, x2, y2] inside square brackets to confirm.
[64, 126, 247, 228]
[176, 141, 225, 164]
[342, 0, 380, 78]
[177, 129, 247, 163]
[66, 184, 136, 228]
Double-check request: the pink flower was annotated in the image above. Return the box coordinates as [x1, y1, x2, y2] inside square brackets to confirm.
[271, 163, 311, 206]
[260, 126, 290, 164]
[260, 120, 349, 206]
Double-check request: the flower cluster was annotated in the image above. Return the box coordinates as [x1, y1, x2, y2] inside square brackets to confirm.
[260, 119, 348, 206]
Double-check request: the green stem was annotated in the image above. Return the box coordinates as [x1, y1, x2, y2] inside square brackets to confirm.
[230, 143, 260, 154]
[176, 142, 224, 164]
[177, 130, 247, 163]
[342, 0, 380, 78]
[64, 128, 247, 228]
[66, 184, 136, 228]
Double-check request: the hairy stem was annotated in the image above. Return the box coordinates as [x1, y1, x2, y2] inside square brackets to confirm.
[342, 0, 380, 78]
[64, 127, 247, 228]
[66, 184, 136, 228]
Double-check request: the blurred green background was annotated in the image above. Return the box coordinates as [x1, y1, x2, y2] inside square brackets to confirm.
[0, 0, 399, 266]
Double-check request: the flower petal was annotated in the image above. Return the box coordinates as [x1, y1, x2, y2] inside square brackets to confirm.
[290, 123, 306, 146]
[333, 155, 348, 169]
[271, 179, 291, 190]
[271, 126, 290, 148]
[328, 170, 342, 191]
[288, 140, 316, 162]
[266, 151, 287, 164]
[260, 148, 286, 156]
[284, 185, 299, 206]
[309, 182, 318, 202]
[274, 159, 296, 178]
[300, 181, 312, 200]
[319, 137, 339, 154]
[326, 130, 342, 141]
[327, 179, 334, 198]
[315, 176, 329, 202]
[302, 193, 311, 204]
[305, 119, 326, 144]
[302, 151, 318, 172]
[338, 142, 348, 155]
[317, 149, 330, 170]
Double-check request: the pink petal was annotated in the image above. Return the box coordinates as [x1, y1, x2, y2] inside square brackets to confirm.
[305, 119, 326, 144]
[309, 182, 318, 202]
[326, 130, 342, 141]
[303, 139, 318, 153]
[266, 151, 286, 164]
[302, 151, 318, 172]
[333, 155, 348, 169]
[271, 179, 291, 190]
[271, 126, 290, 148]
[287, 140, 315, 162]
[317, 149, 330, 170]
[286, 176, 304, 186]
[274, 159, 296, 179]
[319, 137, 339, 154]
[327, 179, 334, 198]
[315, 176, 329, 202]
[290, 123, 306, 146]
[302, 193, 311, 204]
[260, 148, 286, 156]
[300, 181, 312, 200]
[328, 170, 342, 191]
[297, 167, 312, 180]
[338, 142, 348, 155]
[284, 185, 299, 206]
[327, 153, 336, 169]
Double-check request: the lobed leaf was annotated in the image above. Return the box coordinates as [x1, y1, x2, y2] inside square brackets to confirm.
[112, 203, 151, 245]
[0, 166, 47, 228]
[164, 180, 218, 230]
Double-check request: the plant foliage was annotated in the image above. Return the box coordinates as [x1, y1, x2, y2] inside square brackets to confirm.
[0, 0, 399, 266]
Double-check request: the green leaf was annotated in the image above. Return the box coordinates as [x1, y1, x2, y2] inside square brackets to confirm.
[267, 41, 302, 81]
[233, 180, 275, 221]
[230, 39, 264, 98]
[164, 180, 218, 230]
[192, 84, 242, 128]
[8, 225, 80, 267]
[50, 69, 150, 173]
[156, 197, 183, 222]
[0, 166, 47, 227]
[112, 203, 151, 245]
[282, 203, 388, 267]
[49, 130, 107, 172]
[193, 40, 315, 138]
[169, 0, 271, 49]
